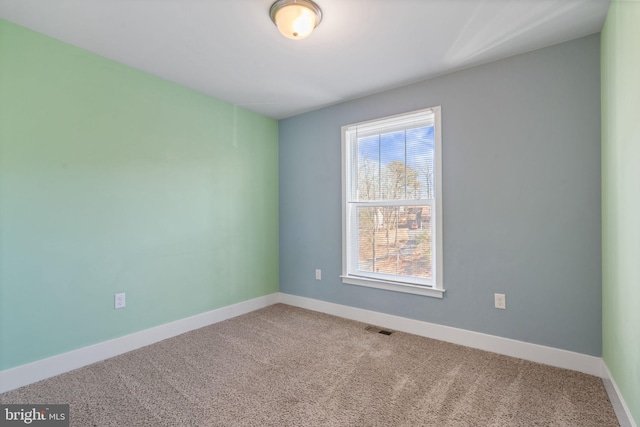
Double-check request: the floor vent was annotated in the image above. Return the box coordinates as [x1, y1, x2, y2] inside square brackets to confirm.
[365, 325, 393, 335]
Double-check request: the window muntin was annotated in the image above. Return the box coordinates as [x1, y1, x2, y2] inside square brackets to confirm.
[342, 107, 443, 297]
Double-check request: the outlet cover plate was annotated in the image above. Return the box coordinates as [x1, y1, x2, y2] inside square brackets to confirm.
[494, 293, 506, 309]
[115, 293, 126, 309]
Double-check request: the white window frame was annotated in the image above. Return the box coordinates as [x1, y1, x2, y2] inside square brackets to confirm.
[341, 107, 444, 298]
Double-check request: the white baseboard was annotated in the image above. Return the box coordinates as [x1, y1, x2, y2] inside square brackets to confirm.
[602, 362, 637, 427]
[0, 293, 279, 394]
[278, 293, 604, 378]
[4, 290, 634, 427]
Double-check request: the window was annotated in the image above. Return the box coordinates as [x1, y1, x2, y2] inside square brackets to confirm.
[341, 107, 443, 298]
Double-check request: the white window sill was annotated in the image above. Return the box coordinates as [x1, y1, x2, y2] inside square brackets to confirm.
[341, 275, 445, 299]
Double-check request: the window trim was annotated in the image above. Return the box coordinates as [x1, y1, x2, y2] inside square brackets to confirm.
[341, 106, 444, 298]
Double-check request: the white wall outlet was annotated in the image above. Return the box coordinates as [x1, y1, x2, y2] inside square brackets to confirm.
[115, 293, 126, 309]
[494, 293, 506, 309]
[315, 269, 321, 280]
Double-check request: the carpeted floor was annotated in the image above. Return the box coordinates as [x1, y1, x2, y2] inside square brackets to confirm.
[0, 304, 619, 426]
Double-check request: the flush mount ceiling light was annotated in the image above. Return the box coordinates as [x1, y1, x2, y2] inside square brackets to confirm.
[270, 0, 323, 40]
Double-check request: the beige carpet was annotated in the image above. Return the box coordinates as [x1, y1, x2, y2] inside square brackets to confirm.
[0, 304, 619, 426]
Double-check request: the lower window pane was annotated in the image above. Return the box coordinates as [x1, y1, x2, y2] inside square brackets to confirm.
[356, 206, 432, 280]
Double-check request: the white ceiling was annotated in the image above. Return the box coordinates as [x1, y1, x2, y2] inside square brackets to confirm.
[0, 0, 610, 119]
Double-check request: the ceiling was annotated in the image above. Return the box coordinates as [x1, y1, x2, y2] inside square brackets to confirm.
[0, 0, 610, 119]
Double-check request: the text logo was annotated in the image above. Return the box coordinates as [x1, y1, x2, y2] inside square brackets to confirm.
[0, 405, 69, 427]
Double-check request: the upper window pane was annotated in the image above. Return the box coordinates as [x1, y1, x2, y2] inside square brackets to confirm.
[354, 126, 434, 201]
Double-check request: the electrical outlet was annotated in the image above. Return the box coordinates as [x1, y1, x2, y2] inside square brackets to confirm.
[494, 293, 506, 309]
[315, 269, 321, 280]
[115, 293, 126, 309]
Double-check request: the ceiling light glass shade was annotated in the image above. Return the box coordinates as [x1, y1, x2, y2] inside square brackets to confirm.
[270, 0, 322, 40]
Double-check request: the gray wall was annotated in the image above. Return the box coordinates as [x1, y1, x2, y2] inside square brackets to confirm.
[278, 35, 601, 356]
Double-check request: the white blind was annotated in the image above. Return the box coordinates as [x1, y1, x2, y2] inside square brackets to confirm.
[345, 109, 434, 138]
[346, 109, 435, 202]
[344, 108, 437, 286]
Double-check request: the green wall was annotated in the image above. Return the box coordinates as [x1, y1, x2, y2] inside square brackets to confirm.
[0, 19, 279, 370]
[601, 1, 640, 424]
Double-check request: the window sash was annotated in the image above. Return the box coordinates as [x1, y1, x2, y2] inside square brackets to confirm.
[346, 120, 436, 202]
[346, 200, 435, 287]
